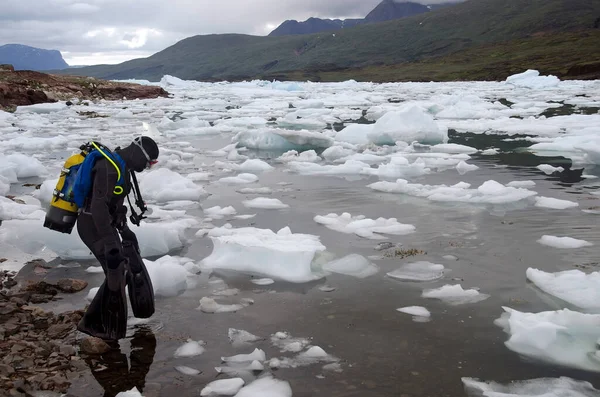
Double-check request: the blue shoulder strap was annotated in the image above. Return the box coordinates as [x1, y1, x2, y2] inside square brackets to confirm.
[72, 148, 127, 208]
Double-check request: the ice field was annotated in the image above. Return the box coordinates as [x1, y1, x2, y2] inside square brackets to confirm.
[2, 70, 600, 396]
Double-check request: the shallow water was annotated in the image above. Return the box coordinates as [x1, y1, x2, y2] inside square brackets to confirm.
[49, 133, 600, 396]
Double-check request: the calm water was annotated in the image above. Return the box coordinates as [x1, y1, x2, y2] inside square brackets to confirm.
[22, 131, 600, 397]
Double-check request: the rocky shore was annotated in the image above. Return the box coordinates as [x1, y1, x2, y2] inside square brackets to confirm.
[0, 266, 112, 397]
[0, 64, 169, 112]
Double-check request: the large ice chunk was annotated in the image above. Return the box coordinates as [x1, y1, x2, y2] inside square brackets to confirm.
[201, 378, 245, 396]
[0, 154, 48, 182]
[422, 284, 489, 305]
[506, 69, 560, 89]
[138, 168, 206, 203]
[335, 124, 374, 145]
[367, 105, 448, 145]
[494, 307, 600, 372]
[526, 268, 600, 311]
[314, 212, 415, 239]
[234, 128, 332, 151]
[387, 262, 445, 282]
[534, 196, 579, 210]
[233, 375, 292, 397]
[462, 376, 600, 397]
[537, 235, 592, 249]
[321, 254, 378, 278]
[369, 179, 537, 205]
[144, 255, 197, 297]
[200, 225, 326, 283]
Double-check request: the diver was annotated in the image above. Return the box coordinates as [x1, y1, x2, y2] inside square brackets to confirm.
[75, 136, 159, 341]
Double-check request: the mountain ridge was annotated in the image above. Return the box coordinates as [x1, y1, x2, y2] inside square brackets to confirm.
[0, 44, 69, 71]
[269, 0, 450, 36]
[54, 0, 600, 82]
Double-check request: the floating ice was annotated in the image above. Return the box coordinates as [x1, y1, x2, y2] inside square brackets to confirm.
[462, 376, 600, 397]
[534, 196, 579, 210]
[233, 375, 292, 397]
[175, 366, 201, 376]
[0, 154, 48, 182]
[251, 278, 274, 285]
[494, 307, 600, 372]
[537, 235, 592, 249]
[430, 143, 478, 154]
[15, 102, 68, 113]
[138, 168, 206, 202]
[237, 187, 273, 195]
[199, 297, 245, 313]
[422, 284, 489, 305]
[314, 212, 415, 239]
[397, 306, 431, 318]
[335, 124, 373, 145]
[115, 387, 143, 397]
[271, 332, 311, 353]
[235, 128, 332, 151]
[367, 105, 448, 145]
[387, 262, 445, 282]
[537, 164, 564, 175]
[526, 268, 600, 311]
[361, 156, 430, 179]
[507, 180, 536, 188]
[321, 254, 378, 279]
[205, 206, 237, 219]
[200, 225, 326, 283]
[188, 172, 212, 181]
[218, 173, 259, 184]
[506, 69, 560, 89]
[0, 197, 46, 221]
[276, 149, 320, 163]
[215, 360, 264, 376]
[237, 159, 274, 172]
[229, 328, 263, 347]
[456, 160, 479, 175]
[321, 146, 355, 162]
[86, 266, 103, 274]
[242, 197, 289, 210]
[145, 255, 197, 298]
[174, 339, 205, 358]
[289, 159, 370, 177]
[222, 348, 266, 363]
[369, 179, 537, 205]
[201, 378, 245, 396]
[481, 148, 499, 155]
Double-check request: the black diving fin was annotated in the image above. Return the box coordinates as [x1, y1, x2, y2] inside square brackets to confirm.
[100, 258, 129, 341]
[122, 241, 155, 318]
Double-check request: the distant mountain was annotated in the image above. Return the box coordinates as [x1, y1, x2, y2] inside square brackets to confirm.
[365, 0, 430, 22]
[269, 17, 363, 36]
[0, 44, 69, 71]
[269, 1, 456, 37]
[58, 0, 600, 83]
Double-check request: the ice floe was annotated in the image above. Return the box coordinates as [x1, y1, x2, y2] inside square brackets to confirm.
[199, 225, 326, 283]
[387, 262, 445, 282]
[495, 307, 600, 372]
[537, 235, 592, 249]
[422, 284, 489, 305]
[463, 376, 600, 397]
[526, 268, 600, 311]
[314, 212, 415, 239]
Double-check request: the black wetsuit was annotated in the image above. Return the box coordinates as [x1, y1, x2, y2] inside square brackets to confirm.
[76, 142, 155, 340]
[76, 156, 131, 338]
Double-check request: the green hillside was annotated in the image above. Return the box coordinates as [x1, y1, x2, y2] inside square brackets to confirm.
[61, 0, 600, 82]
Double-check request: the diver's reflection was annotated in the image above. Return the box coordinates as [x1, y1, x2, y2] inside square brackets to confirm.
[84, 328, 157, 397]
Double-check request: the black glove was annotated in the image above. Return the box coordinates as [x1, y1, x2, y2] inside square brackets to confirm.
[120, 226, 140, 253]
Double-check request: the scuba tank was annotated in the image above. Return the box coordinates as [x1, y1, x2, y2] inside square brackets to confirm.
[43, 142, 125, 234]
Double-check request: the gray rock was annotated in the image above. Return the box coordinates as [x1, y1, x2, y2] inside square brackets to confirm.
[56, 279, 88, 293]
[0, 363, 15, 376]
[59, 345, 76, 357]
[47, 324, 72, 339]
[80, 337, 111, 355]
[0, 303, 17, 315]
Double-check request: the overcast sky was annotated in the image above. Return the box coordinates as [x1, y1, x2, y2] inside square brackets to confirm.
[1, 0, 460, 66]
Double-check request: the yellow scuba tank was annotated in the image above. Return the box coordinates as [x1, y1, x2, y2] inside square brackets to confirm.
[43, 142, 125, 234]
[43, 147, 90, 234]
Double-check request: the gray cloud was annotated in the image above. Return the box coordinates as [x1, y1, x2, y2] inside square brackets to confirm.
[1, 0, 463, 65]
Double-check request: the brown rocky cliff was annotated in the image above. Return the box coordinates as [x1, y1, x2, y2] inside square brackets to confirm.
[0, 65, 170, 111]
